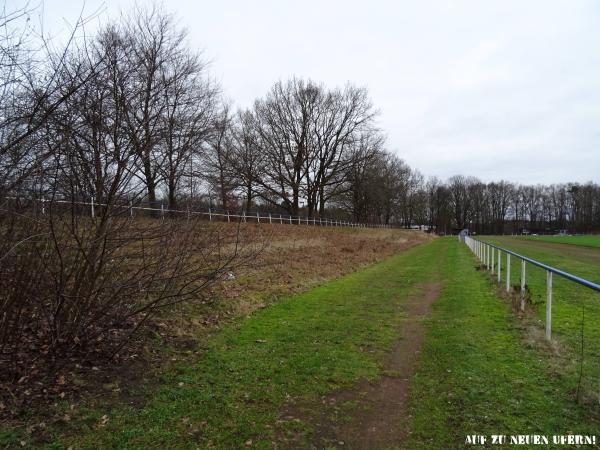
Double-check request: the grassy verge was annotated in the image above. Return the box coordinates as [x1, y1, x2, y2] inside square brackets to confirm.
[481, 236, 600, 403]
[407, 239, 600, 449]
[38, 237, 440, 449]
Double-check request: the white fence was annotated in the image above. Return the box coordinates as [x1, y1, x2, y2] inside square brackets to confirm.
[463, 235, 600, 341]
[13, 196, 394, 229]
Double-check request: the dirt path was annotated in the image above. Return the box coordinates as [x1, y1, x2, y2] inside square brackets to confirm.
[278, 282, 442, 450]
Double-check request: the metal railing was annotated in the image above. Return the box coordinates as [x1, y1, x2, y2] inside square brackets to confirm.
[463, 235, 600, 341]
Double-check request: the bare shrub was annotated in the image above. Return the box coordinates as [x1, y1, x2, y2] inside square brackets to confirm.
[0, 197, 252, 413]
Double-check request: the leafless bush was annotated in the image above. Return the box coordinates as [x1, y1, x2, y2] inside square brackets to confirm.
[0, 196, 253, 412]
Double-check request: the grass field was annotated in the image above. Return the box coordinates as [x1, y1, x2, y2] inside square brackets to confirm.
[521, 235, 600, 248]
[3, 236, 599, 448]
[480, 235, 600, 407]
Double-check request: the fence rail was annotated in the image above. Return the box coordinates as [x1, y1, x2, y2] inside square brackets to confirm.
[4, 196, 395, 229]
[462, 235, 600, 341]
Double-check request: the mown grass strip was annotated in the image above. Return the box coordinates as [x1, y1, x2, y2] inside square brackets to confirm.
[521, 235, 600, 249]
[407, 239, 599, 449]
[49, 238, 443, 449]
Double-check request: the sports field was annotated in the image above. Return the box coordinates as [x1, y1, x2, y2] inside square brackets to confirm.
[521, 235, 600, 249]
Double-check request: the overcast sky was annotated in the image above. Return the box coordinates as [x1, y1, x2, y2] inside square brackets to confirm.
[21, 0, 600, 184]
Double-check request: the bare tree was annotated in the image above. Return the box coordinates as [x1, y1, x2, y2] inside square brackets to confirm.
[46, 25, 138, 205]
[160, 44, 218, 210]
[204, 104, 236, 210]
[0, 4, 96, 196]
[229, 109, 265, 211]
[448, 175, 478, 230]
[253, 78, 319, 215]
[308, 84, 377, 217]
[122, 5, 189, 207]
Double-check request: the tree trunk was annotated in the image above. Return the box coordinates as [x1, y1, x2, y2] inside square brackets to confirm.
[143, 154, 157, 208]
[168, 177, 177, 210]
[318, 186, 325, 216]
[292, 187, 299, 216]
[246, 183, 252, 212]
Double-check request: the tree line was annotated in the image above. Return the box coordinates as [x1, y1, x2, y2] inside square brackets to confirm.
[420, 177, 600, 235]
[1, 3, 599, 233]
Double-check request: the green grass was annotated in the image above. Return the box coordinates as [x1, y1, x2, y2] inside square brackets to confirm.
[522, 234, 600, 248]
[481, 237, 600, 317]
[480, 236, 600, 409]
[5, 238, 599, 449]
[407, 239, 599, 449]
[43, 238, 444, 449]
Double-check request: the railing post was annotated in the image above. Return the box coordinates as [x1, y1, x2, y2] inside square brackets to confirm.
[506, 254, 511, 292]
[497, 250, 501, 283]
[280, 214, 283, 224]
[520, 260, 526, 311]
[227, 210, 230, 222]
[130, 200, 134, 218]
[269, 213, 272, 224]
[91, 196, 95, 218]
[491, 247, 495, 273]
[546, 271, 552, 341]
[161, 203, 164, 220]
[243, 210, 247, 223]
[485, 244, 489, 269]
[484, 244, 487, 268]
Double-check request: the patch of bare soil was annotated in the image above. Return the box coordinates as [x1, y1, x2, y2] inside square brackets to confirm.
[277, 282, 442, 450]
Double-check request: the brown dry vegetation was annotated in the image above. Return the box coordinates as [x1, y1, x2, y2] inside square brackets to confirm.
[0, 222, 431, 434]
[169, 223, 433, 332]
